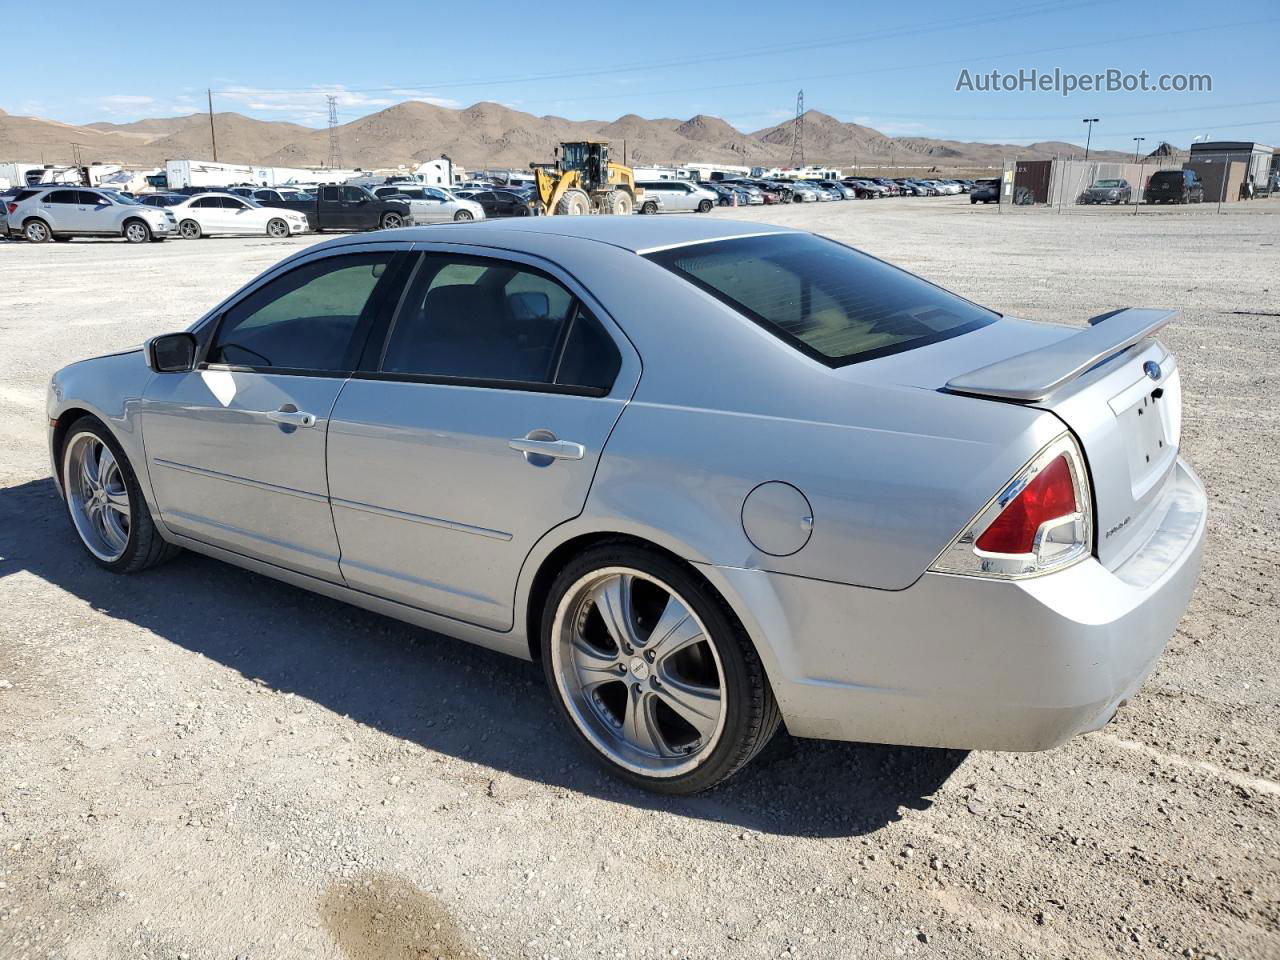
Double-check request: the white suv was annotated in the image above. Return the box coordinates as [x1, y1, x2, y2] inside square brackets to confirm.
[6, 187, 176, 243]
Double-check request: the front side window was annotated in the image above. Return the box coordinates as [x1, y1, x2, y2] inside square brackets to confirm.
[208, 253, 396, 373]
[647, 233, 996, 367]
[342, 186, 366, 203]
[379, 255, 620, 391]
[78, 192, 107, 205]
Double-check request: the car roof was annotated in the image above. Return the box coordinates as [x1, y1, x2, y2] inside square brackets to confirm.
[315, 215, 797, 255]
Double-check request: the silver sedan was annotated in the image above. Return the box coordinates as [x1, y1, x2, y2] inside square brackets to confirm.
[47, 217, 1206, 794]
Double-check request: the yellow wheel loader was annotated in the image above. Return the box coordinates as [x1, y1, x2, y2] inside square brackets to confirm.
[531, 140, 645, 216]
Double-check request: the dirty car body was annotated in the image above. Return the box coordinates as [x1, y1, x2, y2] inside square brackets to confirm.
[47, 217, 1206, 790]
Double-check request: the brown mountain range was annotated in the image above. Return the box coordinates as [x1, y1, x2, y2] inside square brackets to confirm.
[3, 100, 1133, 171]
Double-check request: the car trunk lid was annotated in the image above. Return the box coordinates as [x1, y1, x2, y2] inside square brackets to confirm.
[851, 308, 1182, 571]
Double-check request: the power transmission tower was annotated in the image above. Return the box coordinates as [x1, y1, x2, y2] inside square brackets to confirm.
[327, 96, 343, 168]
[789, 89, 805, 168]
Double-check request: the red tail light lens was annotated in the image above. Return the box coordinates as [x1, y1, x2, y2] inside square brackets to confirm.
[975, 455, 1076, 554]
[5, 202, 16, 215]
[930, 434, 1092, 579]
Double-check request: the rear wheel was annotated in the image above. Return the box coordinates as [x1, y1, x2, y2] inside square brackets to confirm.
[605, 190, 634, 216]
[542, 543, 780, 794]
[178, 219, 202, 240]
[123, 219, 151, 244]
[556, 188, 591, 216]
[60, 418, 180, 573]
[24, 219, 51, 243]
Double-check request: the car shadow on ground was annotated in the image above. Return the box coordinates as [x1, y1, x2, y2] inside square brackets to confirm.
[0, 477, 967, 838]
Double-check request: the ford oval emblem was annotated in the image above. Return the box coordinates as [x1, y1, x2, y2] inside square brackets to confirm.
[1143, 360, 1162, 381]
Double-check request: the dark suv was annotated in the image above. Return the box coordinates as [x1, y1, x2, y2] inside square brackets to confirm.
[1144, 170, 1204, 204]
[970, 178, 1000, 204]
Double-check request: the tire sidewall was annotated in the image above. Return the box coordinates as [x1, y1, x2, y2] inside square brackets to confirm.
[179, 219, 201, 239]
[267, 218, 289, 238]
[61, 418, 149, 572]
[124, 219, 150, 243]
[540, 543, 769, 794]
[25, 219, 51, 243]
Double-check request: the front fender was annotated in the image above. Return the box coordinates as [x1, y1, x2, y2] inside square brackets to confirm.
[48, 350, 156, 509]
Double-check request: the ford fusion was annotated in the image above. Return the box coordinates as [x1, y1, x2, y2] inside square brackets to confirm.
[48, 218, 1206, 794]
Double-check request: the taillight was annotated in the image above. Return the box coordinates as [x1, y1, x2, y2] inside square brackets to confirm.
[5, 203, 15, 215]
[930, 434, 1092, 579]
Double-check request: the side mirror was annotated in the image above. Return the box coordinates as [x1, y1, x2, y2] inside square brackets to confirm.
[147, 333, 198, 373]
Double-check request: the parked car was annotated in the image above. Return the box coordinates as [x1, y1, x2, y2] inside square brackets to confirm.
[1078, 179, 1132, 205]
[1144, 170, 1204, 204]
[842, 179, 880, 199]
[636, 180, 717, 213]
[137, 193, 190, 208]
[370, 185, 486, 223]
[170, 194, 310, 239]
[253, 184, 414, 231]
[786, 181, 821, 202]
[818, 180, 857, 200]
[48, 216, 1206, 794]
[467, 190, 532, 218]
[6, 187, 175, 243]
[970, 179, 1001, 204]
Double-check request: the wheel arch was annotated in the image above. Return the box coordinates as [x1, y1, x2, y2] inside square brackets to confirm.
[50, 407, 97, 484]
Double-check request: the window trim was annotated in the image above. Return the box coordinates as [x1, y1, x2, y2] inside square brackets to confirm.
[363, 249, 624, 396]
[644, 233, 997, 369]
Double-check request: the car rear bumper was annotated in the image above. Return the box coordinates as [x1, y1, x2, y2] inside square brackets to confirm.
[702, 457, 1206, 752]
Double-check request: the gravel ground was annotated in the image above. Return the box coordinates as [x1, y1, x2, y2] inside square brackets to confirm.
[1, 198, 1277, 960]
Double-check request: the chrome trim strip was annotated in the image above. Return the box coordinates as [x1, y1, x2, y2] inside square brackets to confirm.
[150, 458, 328, 504]
[330, 497, 513, 542]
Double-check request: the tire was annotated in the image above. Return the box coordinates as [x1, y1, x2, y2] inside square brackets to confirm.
[555, 188, 591, 216]
[266, 217, 290, 239]
[123, 219, 151, 244]
[380, 212, 404, 230]
[605, 190, 634, 216]
[697, 199, 713, 214]
[453, 210, 474, 222]
[24, 219, 51, 243]
[541, 542, 781, 794]
[59, 417, 181, 573]
[178, 219, 202, 240]
[641, 201, 659, 215]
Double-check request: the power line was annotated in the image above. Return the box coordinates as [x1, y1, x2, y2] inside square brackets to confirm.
[213, 0, 1101, 98]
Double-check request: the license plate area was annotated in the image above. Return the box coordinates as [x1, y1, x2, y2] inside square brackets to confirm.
[1116, 384, 1175, 495]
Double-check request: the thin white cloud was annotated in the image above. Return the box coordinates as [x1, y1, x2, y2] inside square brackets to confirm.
[94, 93, 199, 117]
[212, 85, 460, 125]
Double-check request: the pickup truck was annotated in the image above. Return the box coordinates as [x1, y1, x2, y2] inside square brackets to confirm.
[254, 184, 414, 232]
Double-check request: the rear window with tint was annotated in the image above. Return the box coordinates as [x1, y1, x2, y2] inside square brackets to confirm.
[645, 233, 996, 366]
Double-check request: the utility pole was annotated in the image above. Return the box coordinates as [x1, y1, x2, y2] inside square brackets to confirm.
[207, 89, 218, 162]
[790, 90, 805, 169]
[1132, 136, 1145, 162]
[1082, 118, 1099, 161]
[327, 95, 342, 168]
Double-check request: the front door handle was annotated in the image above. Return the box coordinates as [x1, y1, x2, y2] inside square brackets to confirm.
[508, 434, 585, 462]
[265, 409, 316, 428]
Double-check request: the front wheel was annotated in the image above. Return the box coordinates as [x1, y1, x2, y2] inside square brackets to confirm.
[453, 210, 474, 222]
[380, 212, 404, 229]
[542, 543, 780, 794]
[123, 219, 151, 244]
[697, 199, 713, 213]
[266, 217, 290, 238]
[60, 418, 180, 572]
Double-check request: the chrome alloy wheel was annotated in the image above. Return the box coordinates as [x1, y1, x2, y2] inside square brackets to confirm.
[551, 567, 727, 777]
[64, 433, 131, 562]
[266, 218, 290, 238]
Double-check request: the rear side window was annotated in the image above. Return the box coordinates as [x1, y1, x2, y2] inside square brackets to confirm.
[379, 254, 620, 392]
[47, 190, 78, 204]
[646, 233, 996, 366]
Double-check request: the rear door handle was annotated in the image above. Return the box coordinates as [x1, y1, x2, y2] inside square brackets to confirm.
[508, 436, 585, 461]
[265, 409, 316, 428]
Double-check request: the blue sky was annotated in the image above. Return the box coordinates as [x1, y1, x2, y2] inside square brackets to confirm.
[8, 0, 1277, 149]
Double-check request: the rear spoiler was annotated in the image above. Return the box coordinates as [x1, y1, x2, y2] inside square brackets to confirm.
[944, 308, 1176, 402]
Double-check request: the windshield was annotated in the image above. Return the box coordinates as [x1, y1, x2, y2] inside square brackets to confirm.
[1094, 179, 1123, 187]
[646, 233, 996, 366]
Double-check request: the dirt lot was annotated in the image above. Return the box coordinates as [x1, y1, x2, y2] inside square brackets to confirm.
[1, 198, 1277, 960]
